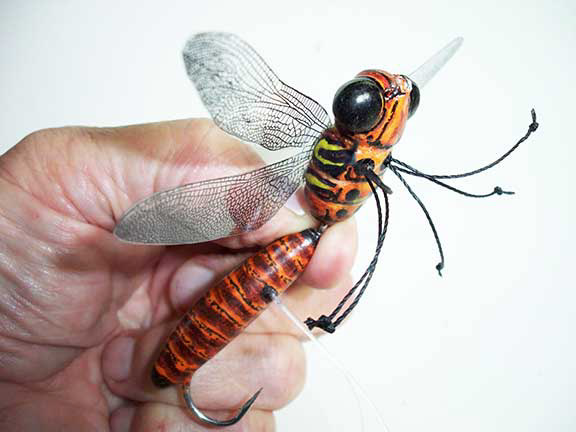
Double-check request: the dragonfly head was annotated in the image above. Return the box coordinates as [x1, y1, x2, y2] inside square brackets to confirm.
[332, 70, 416, 146]
[332, 37, 462, 145]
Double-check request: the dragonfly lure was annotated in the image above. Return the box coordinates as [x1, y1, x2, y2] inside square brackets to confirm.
[114, 32, 538, 426]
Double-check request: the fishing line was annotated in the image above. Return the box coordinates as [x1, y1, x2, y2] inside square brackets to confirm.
[271, 293, 391, 432]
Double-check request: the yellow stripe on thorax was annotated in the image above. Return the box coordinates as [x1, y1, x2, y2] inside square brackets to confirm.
[304, 173, 332, 190]
[314, 139, 345, 166]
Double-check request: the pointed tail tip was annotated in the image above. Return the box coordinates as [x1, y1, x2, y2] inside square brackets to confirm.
[452, 36, 464, 48]
[440, 36, 464, 61]
[446, 37, 464, 58]
[408, 36, 465, 89]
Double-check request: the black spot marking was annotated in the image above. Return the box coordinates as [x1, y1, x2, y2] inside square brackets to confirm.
[261, 286, 278, 303]
[345, 189, 360, 201]
[151, 367, 172, 388]
[336, 209, 348, 218]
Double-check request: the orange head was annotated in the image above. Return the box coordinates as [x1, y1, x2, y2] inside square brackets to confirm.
[332, 70, 419, 148]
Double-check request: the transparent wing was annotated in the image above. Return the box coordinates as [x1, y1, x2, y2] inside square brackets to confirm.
[114, 150, 312, 244]
[184, 32, 330, 150]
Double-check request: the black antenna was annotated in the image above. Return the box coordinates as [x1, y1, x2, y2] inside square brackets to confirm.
[392, 163, 515, 198]
[305, 109, 539, 331]
[305, 168, 390, 333]
[389, 164, 445, 276]
[386, 109, 539, 274]
[392, 109, 538, 180]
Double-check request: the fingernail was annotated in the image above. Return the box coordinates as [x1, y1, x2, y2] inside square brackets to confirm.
[103, 336, 135, 382]
[172, 264, 215, 306]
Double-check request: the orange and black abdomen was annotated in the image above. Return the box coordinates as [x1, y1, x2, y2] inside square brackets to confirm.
[151, 228, 321, 388]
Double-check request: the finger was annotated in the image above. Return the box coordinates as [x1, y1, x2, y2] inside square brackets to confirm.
[155, 261, 355, 342]
[109, 403, 136, 432]
[111, 402, 275, 432]
[299, 217, 358, 290]
[102, 327, 305, 412]
[215, 204, 318, 250]
[150, 214, 357, 323]
[167, 214, 357, 302]
[10, 121, 317, 251]
[100, 118, 264, 219]
[245, 274, 355, 337]
[96, 119, 317, 247]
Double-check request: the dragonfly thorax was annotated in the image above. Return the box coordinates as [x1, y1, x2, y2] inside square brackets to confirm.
[304, 70, 414, 225]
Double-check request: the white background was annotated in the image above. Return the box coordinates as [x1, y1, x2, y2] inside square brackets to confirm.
[1, 1, 574, 431]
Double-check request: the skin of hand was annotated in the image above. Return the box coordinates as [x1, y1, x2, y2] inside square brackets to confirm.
[0, 119, 357, 432]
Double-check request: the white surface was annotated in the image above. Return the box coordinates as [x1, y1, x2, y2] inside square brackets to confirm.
[1, 1, 574, 431]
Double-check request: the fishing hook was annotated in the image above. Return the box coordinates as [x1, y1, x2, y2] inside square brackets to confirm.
[182, 383, 262, 426]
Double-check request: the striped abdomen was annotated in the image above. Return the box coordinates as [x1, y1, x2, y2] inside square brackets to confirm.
[151, 228, 321, 387]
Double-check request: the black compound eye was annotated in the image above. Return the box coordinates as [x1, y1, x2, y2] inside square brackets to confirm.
[333, 78, 383, 133]
[408, 79, 420, 118]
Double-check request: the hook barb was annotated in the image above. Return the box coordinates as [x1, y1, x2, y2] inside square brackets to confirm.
[182, 383, 262, 426]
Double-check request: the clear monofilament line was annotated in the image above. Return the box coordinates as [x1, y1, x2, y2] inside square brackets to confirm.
[271, 295, 391, 432]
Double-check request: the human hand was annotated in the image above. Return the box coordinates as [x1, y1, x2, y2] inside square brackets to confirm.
[0, 119, 357, 431]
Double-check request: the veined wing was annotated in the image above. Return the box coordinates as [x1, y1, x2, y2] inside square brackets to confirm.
[184, 32, 330, 150]
[114, 150, 312, 244]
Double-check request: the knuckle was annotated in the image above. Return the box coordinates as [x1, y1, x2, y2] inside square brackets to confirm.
[19, 126, 89, 152]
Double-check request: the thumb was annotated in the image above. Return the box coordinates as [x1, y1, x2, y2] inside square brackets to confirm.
[7, 119, 314, 247]
[98, 118, 267, 226]
[103, 118, 316, 248]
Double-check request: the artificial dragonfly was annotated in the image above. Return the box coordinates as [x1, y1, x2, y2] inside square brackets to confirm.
[114, 32, 538, 426]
